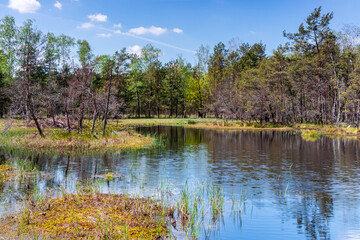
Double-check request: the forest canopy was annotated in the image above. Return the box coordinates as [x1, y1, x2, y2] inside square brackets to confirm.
[1, 6, 360, 137]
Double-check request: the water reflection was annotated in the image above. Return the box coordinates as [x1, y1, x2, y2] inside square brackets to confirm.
[1, 126, 360, 239]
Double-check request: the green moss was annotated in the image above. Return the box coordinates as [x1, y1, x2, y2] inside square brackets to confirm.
[1, 193, 171, 239]
[106, 173, 115, 181]
[301, 130, 323, 141]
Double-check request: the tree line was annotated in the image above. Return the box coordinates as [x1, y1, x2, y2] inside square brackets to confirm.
[1, 6, 360, 136]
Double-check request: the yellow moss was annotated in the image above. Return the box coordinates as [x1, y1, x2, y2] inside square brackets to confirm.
[0, 165, 13, 172]
[105, 173, 115, 181]
[0, 193, 171, 239]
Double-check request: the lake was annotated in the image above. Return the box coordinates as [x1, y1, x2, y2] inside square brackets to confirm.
[1, 126, 360, 239]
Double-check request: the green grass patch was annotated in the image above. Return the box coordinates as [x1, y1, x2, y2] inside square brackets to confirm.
[301, 130, 323, 141]
[0, 120, 155, 154]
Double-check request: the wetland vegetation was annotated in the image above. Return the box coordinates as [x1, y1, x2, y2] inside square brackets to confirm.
[1, 5, 360, 240]
[1, 7, 360, 138]
[1, 126, 360, 239]
[0, 118, 357, 155]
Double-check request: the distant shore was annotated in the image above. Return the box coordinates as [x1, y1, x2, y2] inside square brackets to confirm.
[114, 118, 359, 141]
[0, 118, 358, 154]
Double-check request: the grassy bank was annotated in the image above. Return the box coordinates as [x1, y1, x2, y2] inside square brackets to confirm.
[0, 178, 231, 240]
[0, 118, 358, 153]
[0, 119, 154, 154]
[113, 118, 359, 140]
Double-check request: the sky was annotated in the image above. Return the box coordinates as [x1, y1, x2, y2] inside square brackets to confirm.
[1, 0, 360, 64]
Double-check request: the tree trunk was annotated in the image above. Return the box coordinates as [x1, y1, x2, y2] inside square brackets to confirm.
[134, 77, 140, 118]
[103, 72, 112, 136]
[91, 98, 98, 134]
[183, 103, 187, 118]
[356, 102, 359, 129]
[28, 100, 44, 137]
[25, 97, 30, 126]
[78, 93, 84, 133]
[65, 105, 71, 133]
[25, 50, 43, 137]
[51, 107, 56, 126]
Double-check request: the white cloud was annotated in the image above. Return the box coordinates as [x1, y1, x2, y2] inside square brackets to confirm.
[114, 30, 121, 34]
[126, 45, 142, 56]
[172, 28, 183, 34]
[129, 26, 167, 36]
[249, 30, 256, 35]
[8, 0, 41, 13]
[77, 22, 94, 29]
[88, 13, 107, 22]
[97, 33, 112, 38]
[113, 23, 122, 28]
[54, 1, 62, 10]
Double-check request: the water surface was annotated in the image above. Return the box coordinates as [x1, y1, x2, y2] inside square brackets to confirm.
[1, 126, 360, 239]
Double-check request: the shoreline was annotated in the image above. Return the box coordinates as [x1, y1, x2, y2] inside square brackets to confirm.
[0, 118, 358, 154]
[0, 119, 154, 154]
[114, 118, 359, 140]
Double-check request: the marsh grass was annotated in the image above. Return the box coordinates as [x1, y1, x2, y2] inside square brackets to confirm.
[0, 156, 41, 190]
[113, 118, 359, 140]
[1, 167, 253, 240]
[0, 185, 173, 239]
[0, 119, 155, 154]
[171, 181, 231, 239]
[0, 119, 357, 155]
[296, 123, 358, 140]
[301, 130, 323, 141]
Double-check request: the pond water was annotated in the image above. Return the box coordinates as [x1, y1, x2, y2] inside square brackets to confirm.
[1, 126, 360, 239]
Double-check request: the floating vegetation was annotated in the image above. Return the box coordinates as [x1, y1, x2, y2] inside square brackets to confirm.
[94, 173, 124, 182]
[300, 130, 323, 141]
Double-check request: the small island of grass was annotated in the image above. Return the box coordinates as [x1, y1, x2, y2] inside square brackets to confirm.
[0, 119, 154, 154]
[0, 192, 172, 239]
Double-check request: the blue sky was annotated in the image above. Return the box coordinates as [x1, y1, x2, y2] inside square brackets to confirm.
[1, 0, 360, 64]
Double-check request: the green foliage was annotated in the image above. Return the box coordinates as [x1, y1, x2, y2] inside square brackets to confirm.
[77, 40, 93, 67]
[0, 7, 359, 127]
[0, 16, 17, 80]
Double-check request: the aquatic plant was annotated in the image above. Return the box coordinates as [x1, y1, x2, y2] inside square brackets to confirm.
[301, 130, 322, 141]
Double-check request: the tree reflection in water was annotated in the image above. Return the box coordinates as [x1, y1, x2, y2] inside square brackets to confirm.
[1, 126, 360, 239]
